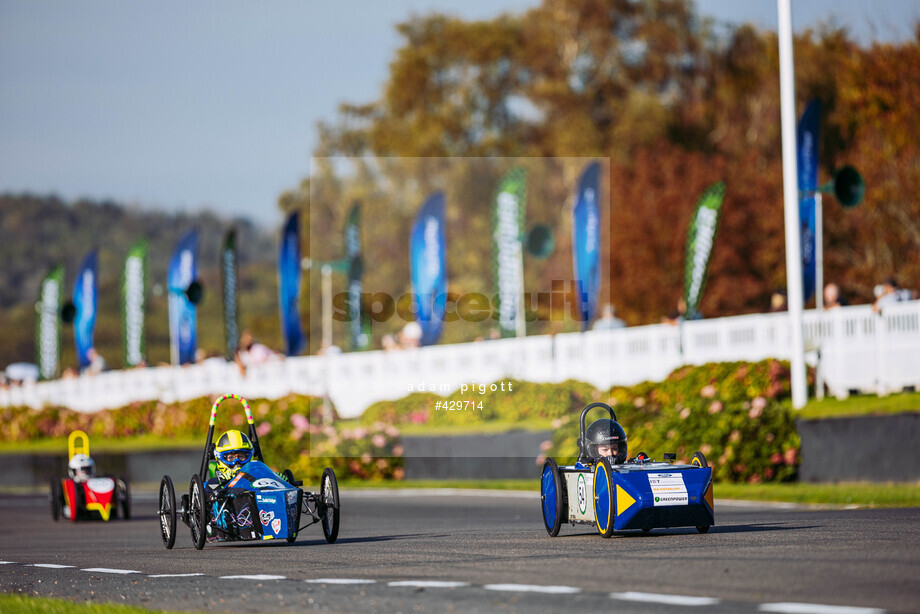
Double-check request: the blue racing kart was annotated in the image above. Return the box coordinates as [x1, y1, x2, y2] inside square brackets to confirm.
[541, 402, 713, 537]
[157, 394, 340, 550]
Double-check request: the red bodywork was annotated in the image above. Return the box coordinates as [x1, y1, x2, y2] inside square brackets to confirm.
[61, 477, 116, 521]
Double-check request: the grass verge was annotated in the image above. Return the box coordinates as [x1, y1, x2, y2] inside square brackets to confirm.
[798, 391, 920, 419]
[0, 594, 205, 614]
[0, 435, 200, 455]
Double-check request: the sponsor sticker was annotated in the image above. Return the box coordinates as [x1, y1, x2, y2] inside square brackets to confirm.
[271, 518, 282, 534]
[256, 496, 277, 504]
[286, 490, 298, 504]
[648, 473, 688, 506]
[253, 478, 285, 489]
[577, 474, 588, 514]
[260, 510, 274, 526]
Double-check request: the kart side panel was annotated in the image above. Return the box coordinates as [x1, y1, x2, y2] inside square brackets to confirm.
[562, 469, 595, 524]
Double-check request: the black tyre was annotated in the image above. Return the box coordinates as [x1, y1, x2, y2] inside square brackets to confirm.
[188, 475, 207, 550]
[282, 469, 300, 543]
[691, 451, 708, 468]
[320, 468, 340, 544]
[540, 458, 563, 537]
[50, 479, 62, 521]
[118, 478, 131, 520]
[158, 475, 177, 549]
[691, 451, 711, 533]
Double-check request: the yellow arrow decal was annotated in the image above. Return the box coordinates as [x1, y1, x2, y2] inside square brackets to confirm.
[616, 484, 636, 516]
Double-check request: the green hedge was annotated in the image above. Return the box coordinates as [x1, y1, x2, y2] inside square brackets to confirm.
[360, 379, 600, 427]
[0, 395, 403, 484]
[545, 360, 803, 483]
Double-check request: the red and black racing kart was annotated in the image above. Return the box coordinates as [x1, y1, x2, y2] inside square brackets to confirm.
[50, 430, 131, 522]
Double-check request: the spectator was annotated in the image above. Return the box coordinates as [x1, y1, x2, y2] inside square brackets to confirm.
[399, 321, 422, 349]
[662, 297, 688, 326]
[823, 283, 847, 310]
[769, 289, 787, 312]
[873, 277, 913, 312]
[318, 342, 342, 355]
[593, 303, 627, 330]
[235, 330, 278, 376]
[381, 334, 400, 352]
[84, 347, 106, 375]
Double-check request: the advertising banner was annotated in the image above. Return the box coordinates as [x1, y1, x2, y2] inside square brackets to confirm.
[278, 212, 304, 356]
[73, 251, 98, 369]
[410, 192, 447, 346]
[122, 239, 147, 367]
[168, 230, 199, 365]
[221, 230, 240, 359]
[798, 99, 820, 302]
[36, 265, 64, 380]
[493, 167, 527, 338]
[572, 162, 601, 329]
[683, 182, 726, 319]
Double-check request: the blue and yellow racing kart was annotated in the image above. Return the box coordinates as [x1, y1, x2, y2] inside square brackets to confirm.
[541, 402, 713, 537]
[157, 394, 340, 550]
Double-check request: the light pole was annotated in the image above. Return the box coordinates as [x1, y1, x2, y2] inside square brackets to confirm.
[778, 0, 808, 409]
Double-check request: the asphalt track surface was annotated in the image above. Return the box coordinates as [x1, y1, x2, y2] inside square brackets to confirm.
[1, 489, 918, 614]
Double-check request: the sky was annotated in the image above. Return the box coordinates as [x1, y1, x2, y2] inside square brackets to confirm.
[1, 0, 917, 229]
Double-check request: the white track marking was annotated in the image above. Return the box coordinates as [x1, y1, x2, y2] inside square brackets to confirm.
[81, 568, 140, 574]
[759, 603, 885, 614]
[304, 578, 376, 584]
[29, 564, 73, 569]
[611, 591, 720, 606]
[388, 580, 470, 588]
[485, 584, 581, 594]
[0, 561, 16, 564]
[220, 574, 287, 581]
[148, 573, 205, 578]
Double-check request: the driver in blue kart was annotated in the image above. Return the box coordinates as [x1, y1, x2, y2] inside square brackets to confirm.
[584, 418, 628, 464]
[212, 429, 254, 486]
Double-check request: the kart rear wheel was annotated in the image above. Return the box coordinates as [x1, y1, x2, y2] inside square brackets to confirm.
[282, 469, 296, 487]
[50, 479, 62, 521]
[159, 475, 177, 549]
[691, 451, 711, 534]
[593, 457, 615, 538]
[691, 451, 708, 468]
[188, 475, 207, 550]
[540, 458, 563, 537]
[320, 468, 340, 544]
[118, 478, 131, 520]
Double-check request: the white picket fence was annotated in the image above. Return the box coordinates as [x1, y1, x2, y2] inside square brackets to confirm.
[3, 301, 919, 417]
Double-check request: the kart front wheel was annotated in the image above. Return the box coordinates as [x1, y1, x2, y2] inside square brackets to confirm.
[593, 456, 615, 538]
[50, 479, 62, 521]
[188, 475, 207, 550]
[158, 475, 177, 549]
[540, 458, 563, 537]
[320, 468, 340, 544]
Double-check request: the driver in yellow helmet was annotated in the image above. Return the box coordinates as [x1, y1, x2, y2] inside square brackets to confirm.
[213, 430, 254, 484]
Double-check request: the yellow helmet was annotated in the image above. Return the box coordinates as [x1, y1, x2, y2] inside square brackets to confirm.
[215, 430, 253, 477]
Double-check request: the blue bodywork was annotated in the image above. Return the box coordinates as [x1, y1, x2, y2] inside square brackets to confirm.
[217, 460, 299, 541]
[596, 463, 714, 532]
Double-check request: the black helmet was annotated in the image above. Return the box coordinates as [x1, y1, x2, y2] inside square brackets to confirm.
[584, 419, 627, 463]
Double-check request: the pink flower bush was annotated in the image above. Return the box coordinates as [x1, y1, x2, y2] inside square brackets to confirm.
[700, 385, 717, 398]
[708, 401, 723, 415]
